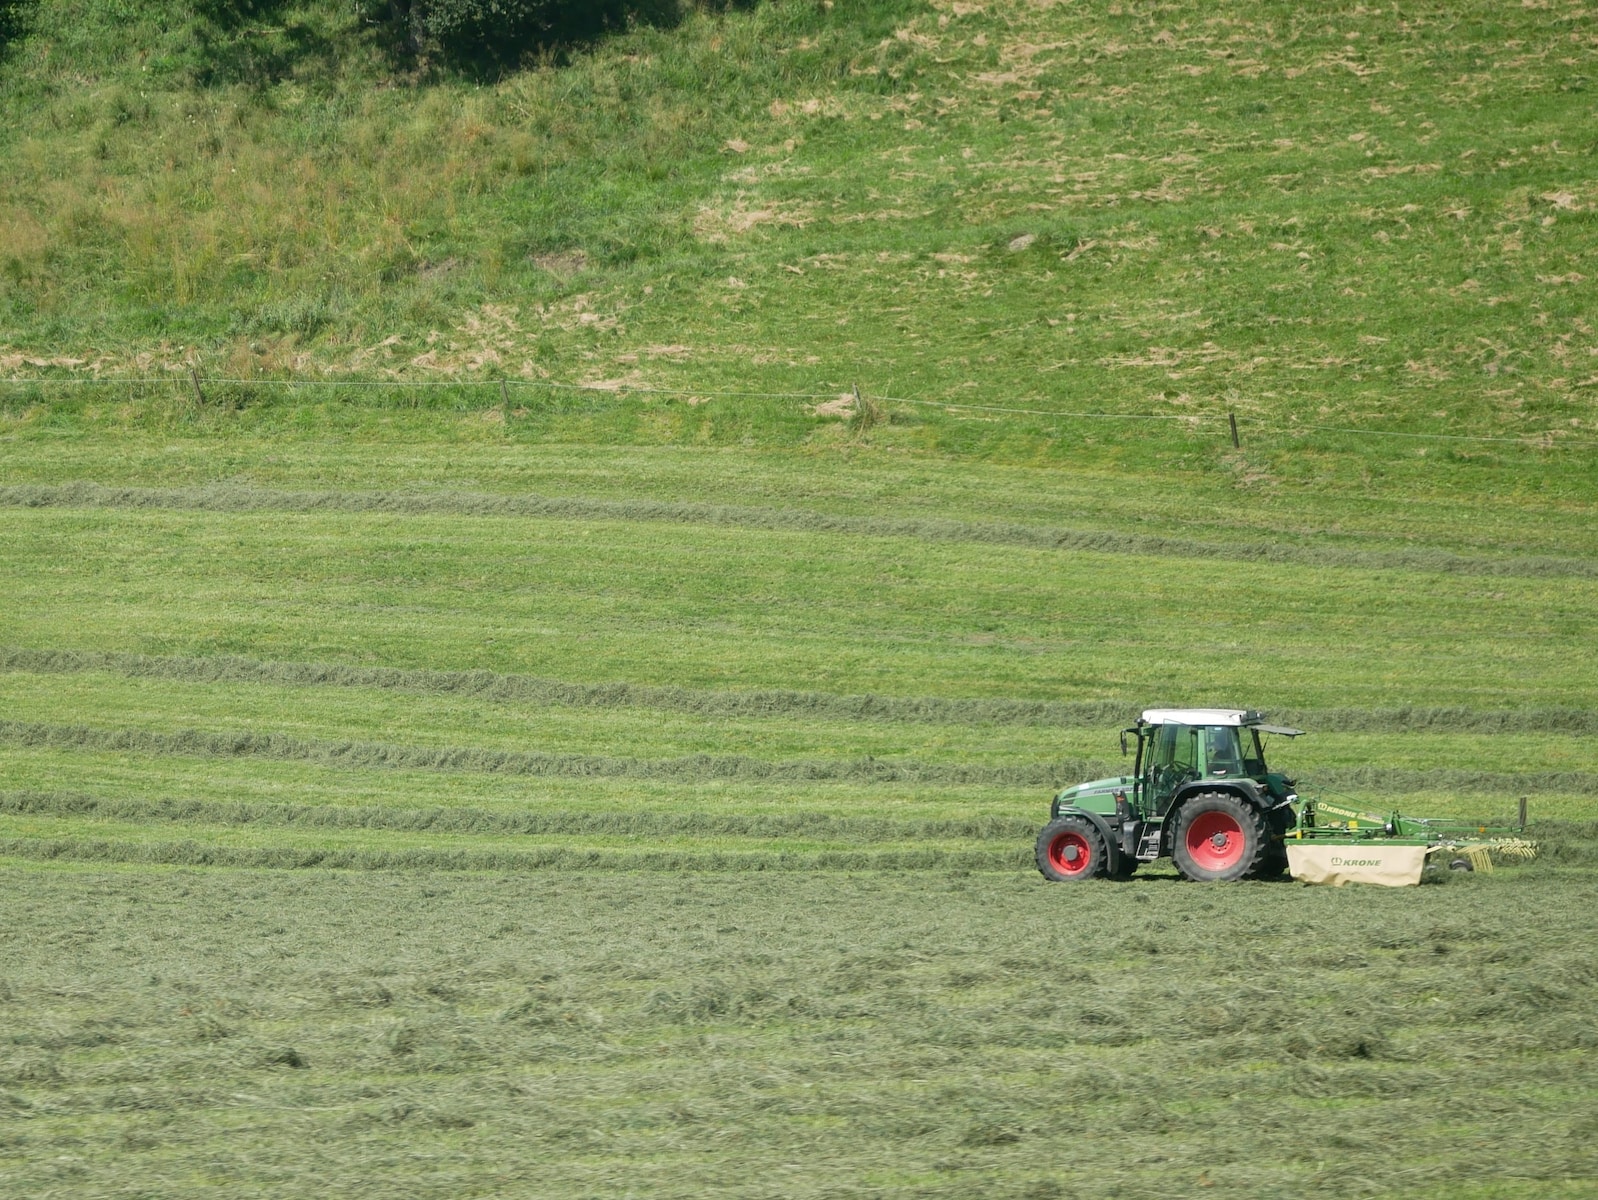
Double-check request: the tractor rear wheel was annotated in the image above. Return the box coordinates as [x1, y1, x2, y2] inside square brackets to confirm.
[1255, 844, 1289, 880]
[1171, 793, 1270, 882]
[1036, 815, 1107, 882]
[1253, 808, 1293, 880]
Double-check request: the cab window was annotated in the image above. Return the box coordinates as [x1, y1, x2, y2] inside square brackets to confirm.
[1148, 723, 1199, 812]
[1151, 723, 1198, 773]
[1205, 727, 1243, 776]
[1241, 729, 1267, 776]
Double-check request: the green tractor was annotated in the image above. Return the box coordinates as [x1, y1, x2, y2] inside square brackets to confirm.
[1036, 708, 1304, 883]
[1036, 708, 1536, 884]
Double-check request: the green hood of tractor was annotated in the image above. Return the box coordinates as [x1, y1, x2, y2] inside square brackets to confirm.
[1056, 776, 1136, 803]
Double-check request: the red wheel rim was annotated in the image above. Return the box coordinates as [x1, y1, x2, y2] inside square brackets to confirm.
[1047, 831, 1094, 877]
[1185, 810, 1247, 873]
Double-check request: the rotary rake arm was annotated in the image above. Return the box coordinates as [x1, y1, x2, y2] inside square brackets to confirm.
[1293, 794, 1539, 876]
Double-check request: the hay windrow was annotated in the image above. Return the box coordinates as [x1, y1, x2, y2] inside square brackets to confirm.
[0, 836, 1026, 873]
[0, 645, 1134, 728]
[1, 721, 1591, 796]
[0, 719, 1101, 787]
[1282, 706, 1598, 736]
[1299, 766, 1598, 798]
[0, 790, 1038, 843]
[2, 482, 1590, 581]
[3, 647, 1593, 735]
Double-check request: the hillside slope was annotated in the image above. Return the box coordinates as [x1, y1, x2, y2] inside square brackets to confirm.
[0, 0, 1594, 476]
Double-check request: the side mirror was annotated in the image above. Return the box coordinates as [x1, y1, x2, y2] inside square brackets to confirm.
[1120, 731, 1129, 756]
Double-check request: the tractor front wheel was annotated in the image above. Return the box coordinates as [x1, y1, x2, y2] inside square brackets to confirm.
[1171, 793, 1270, 882]
[1036, 815, 1108, 882]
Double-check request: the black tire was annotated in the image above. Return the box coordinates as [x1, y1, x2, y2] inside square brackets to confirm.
[1170, 792, 1271, 882]
[1254, 845, 1289, 881]
[1254, 808, 1293, 880]
[1036, 815, 1108, 882]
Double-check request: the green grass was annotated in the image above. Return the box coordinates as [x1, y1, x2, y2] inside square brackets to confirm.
[0, 745, 1033, 819]
[3, 864, 1596, 1199]
[1, 1, 1596, 1196]
[1, 0, 1596, 478]
[2, 503, 1594, 707]
[3, 666, 1594, 769]
[1, 439, 1595, 562]
[0, 809, 1020, 864]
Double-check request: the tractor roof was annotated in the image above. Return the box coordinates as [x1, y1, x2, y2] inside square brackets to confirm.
[1137, 709, 1305, 736]
[1140, 708, 1260, 727]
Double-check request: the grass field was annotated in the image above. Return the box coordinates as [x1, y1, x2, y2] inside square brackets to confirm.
[2, 0, 1597, 1196]
[5, 866, 1598, 1199]
[2, 437, 1594, 1198]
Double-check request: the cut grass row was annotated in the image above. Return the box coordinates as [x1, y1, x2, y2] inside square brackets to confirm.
[9, 647, 1598, 737]
[0, 667, 1142, 763]
[7, 480, 1595, 580]
[2, 669, 1596, 786]
[0, 790, 1039, 843]
[0, 787, 1582, 874]
[3, 438, 1595, 562]
[0, 718, 1088, 788]
[3, 720, 1586, 799]
[0, 745, 1032, 820]
[4, 506, 1594, 709]
[0, 839, 1021, 873]
[0, 865, 1593, 1199]
[8, 737, 1572, 823]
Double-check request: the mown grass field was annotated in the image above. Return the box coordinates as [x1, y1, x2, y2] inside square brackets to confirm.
[2, 0, 1597, 1196]
[5, 867, 1598, 1199]
[1, 438, 1595, 1199]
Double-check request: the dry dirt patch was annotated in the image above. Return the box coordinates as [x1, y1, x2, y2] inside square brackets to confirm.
[694, 199, 815, 242]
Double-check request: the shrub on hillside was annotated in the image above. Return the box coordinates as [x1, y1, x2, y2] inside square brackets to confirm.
[402, 0, 756, 69]
[190, 0, 344, 86]
[0, 0, 34, 54]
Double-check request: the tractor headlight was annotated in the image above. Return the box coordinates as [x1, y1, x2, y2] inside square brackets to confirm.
[1285, 793, 1299, 805]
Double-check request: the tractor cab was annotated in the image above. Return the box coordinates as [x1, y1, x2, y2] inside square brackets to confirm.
[1128, 708, 1301, 816]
